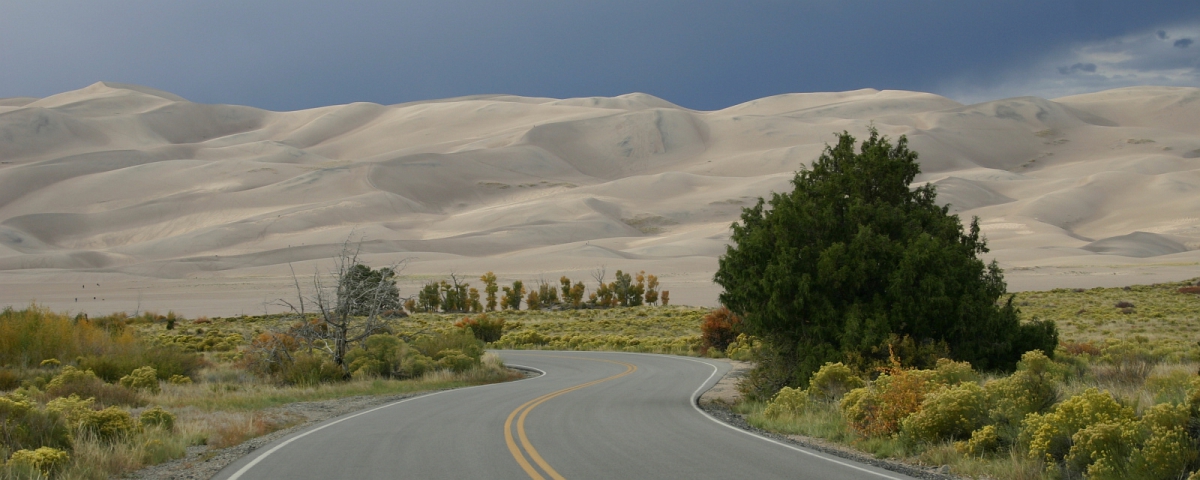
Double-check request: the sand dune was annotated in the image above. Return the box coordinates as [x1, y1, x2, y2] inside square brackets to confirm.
[0, 82, 1198, 316]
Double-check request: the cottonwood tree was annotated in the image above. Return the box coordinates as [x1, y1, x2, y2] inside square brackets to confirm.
[276, 239, 411, 377]
[714, 129, 1057, 397]
[480, 272, 499, 311]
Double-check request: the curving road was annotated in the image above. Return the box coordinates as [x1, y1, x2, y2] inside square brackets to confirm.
[214, 351, 917, 480]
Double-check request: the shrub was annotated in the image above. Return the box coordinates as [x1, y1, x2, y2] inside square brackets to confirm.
[346, 334, 405, 377]
[139, 406, 175, 431]
[901, 382, 986, 443]
[840, 362, 933, 437]
[119, 366, 160, 393]
[436, 350, 476, 373]
[1064, 419, 1140, 478]
[983, 352, 1060, 443]
[412, 329, 483, 361]
[0, 394, 72, 453]
[1022, 388, 1135, 464]
[724, 333, 759, 362]
[455, 315, 505, 343]
[763, 387, 809, 417]
[1128, 423, 1196, 480]
[0, 369, 18, 391]
[955, 425, 1000, 457]
[79, 345, 204, 383]
[281, 354, 343, 386]
[45, 394, 96, 429]
[1098, 339, 1163, 386]
[46, 366, 140, 406]
[699, 307, 741, 354]
[6, 446, 70, 477]
[806, 362, 864, 403]
[82, 406, 136, 442]
[167, 375, 192, 385]
[931, 358, 977, 386]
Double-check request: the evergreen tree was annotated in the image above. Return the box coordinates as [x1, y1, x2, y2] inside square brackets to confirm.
[714, 129, 1057, 395]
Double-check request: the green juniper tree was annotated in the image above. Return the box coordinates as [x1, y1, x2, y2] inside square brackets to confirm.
[714, 129, 1057, 399]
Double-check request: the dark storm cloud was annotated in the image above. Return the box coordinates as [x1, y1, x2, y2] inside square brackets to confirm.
[1058, 63, 1098, 74]
[1175, 38, 1194, 48]
[1, 1, 1199, 110]
[1158, 30, 1170, 39]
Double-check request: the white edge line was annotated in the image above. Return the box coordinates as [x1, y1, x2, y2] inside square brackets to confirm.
[225, 365, 546, 480]
[556, 351, 906, 480]
[674, 356, 906, 480]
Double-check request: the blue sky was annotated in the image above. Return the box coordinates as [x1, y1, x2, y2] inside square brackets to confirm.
[2, 1, 1199, 111]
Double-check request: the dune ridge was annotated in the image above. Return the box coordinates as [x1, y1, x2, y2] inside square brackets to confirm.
[0, 82, 1198, 315]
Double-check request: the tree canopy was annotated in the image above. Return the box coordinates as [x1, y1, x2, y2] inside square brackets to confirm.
[714, 129, 1056, 396]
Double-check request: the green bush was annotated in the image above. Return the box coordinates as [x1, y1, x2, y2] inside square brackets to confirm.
[139, 406, 175, 431]
[435, 350, 476, 373]
[82, 406, 136, 442]
[901, 382, 986, 443]
[6, 446, 70, 477]
[346, 334, 405, 377]
[79, 345, 204, 383]
[167, 374, 192, 385]
[1022, 388, 1134, 464]
[413, 329, 483, 361]
[398, 352, 435, 379]
[281, 354, 343, 386]
[806, 362, 864, 403]
[119, 366, 160, 393]
[763, 387, 809, 417]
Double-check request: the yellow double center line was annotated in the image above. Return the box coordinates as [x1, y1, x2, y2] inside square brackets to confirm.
[504, 356, 638, 480]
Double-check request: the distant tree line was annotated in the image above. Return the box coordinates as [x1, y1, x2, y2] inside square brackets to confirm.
[402, 268, 670, 314]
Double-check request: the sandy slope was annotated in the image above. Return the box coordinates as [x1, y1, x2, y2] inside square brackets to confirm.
[0, 82, 1197, 316]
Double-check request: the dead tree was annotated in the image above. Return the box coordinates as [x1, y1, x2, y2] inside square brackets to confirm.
[276, 238, 410, 377]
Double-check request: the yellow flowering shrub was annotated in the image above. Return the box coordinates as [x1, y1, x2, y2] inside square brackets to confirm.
[901, 382, 986, 443]
[7, 446, 70, 476]
[45, 394, 96, 429]
[167, 374, 192, 385]
[1064, 420, 1140, 478]
[806, 362, 864, 403]
[763, 387, 809, 417]
[1022, 388, 1135, 465]
[725, 333, 760, 361]
[955, 425, 1000, 457]
[931, 358, 977, 386]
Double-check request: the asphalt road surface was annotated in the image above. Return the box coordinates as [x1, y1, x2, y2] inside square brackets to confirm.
[214, 351, 918, 480]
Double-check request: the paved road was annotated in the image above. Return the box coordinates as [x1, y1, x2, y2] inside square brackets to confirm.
[214, 351, 917, 480]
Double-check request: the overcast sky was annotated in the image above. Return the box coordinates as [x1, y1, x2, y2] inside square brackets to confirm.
[2, 1, 1199, 111]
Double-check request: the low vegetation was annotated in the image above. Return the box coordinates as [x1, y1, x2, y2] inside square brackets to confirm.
[725, 278, 1200, 479]
[0, 305, 518, 479]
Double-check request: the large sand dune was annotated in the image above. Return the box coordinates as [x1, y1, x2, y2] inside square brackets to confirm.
[1, 82, 1197, 316]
